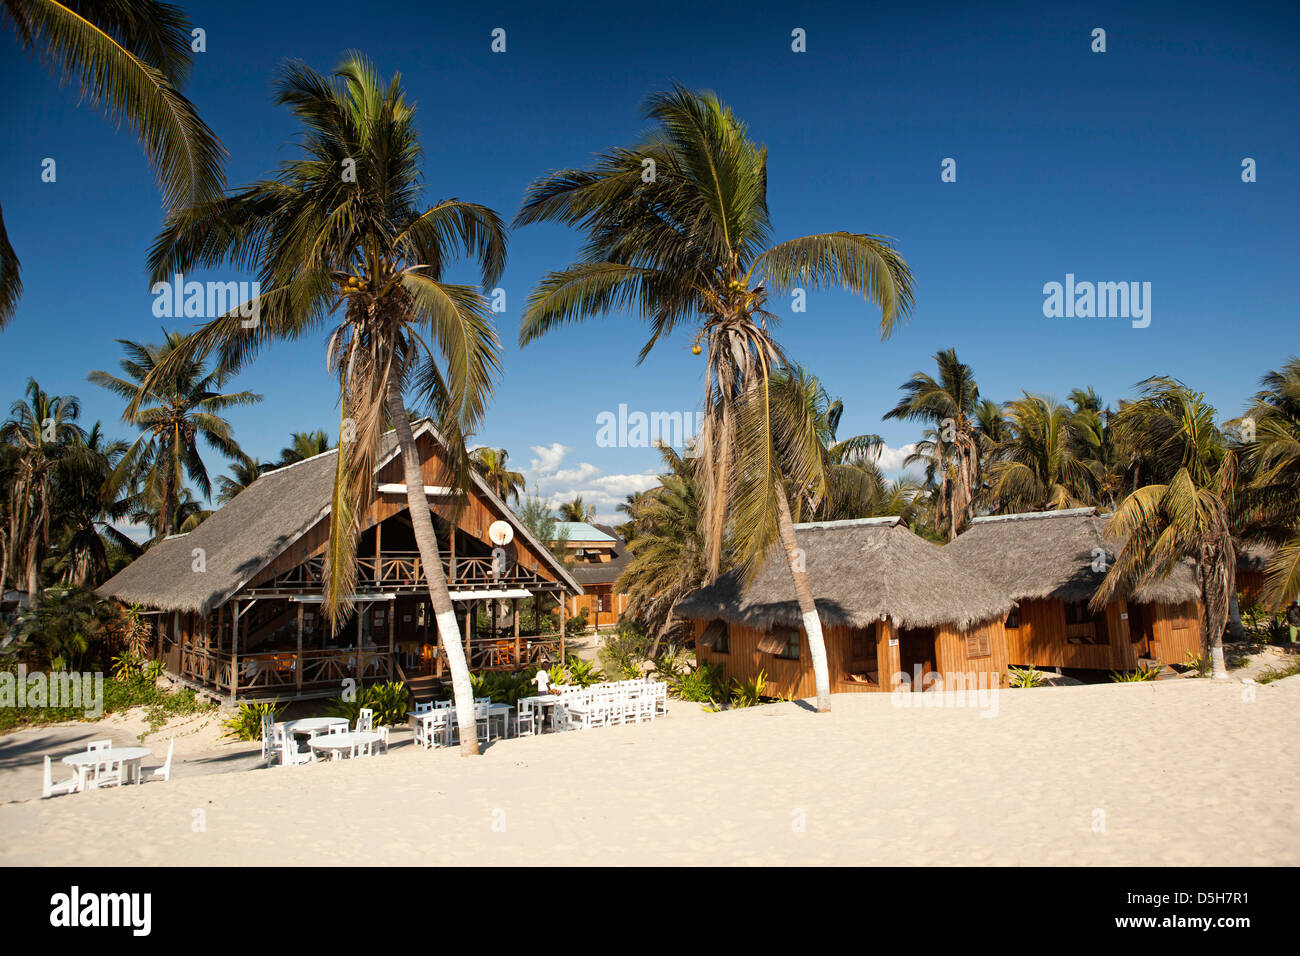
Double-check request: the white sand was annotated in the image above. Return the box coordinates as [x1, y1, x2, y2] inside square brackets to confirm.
[2, 677, 1296, 866]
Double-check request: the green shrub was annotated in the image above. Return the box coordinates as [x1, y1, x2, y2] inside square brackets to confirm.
[600, 619, 651, 679]
[221, 701, 285, 740]
[670, 662, 726, 702]
[1008, 666, 1046, 688]
[325, 681, 410, 727]
[1110, 666, 1161, 682]
[548, 654, 602, 688]
[729, 671, 768, 708]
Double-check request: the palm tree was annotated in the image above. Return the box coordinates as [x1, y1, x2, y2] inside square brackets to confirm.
[883, 349, 981, 540]
[0, 0, 225, 328]
[47, 422, 137, 587]
[1235, 357, 1300, 609]
[216, 457, 269, 503]
[516, 86, 914, 712]
[142, 55, 506, 756]
[89, 333, 260, 538]
[617, 445, 709, 654]
[276, 430, 332, 467]
[557, 496, 596, 523]
[1092, 377, 1235, 679]
[469, 446, 525, 503]
[133, 486, 210, 539]
[1, 379, 84, 602]
[985, 394, 1102, 513]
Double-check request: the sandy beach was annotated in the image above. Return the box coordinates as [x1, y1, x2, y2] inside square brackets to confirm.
[2, 677, 1296, 867]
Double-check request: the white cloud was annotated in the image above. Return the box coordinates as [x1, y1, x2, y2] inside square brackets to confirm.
[874, 442, 918, 474]
[522, 443, 660, 523]
[528, 442, 569, 476]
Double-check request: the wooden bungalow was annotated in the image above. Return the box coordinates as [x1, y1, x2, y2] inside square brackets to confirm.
[675, 517, 1016, 696]
[946, 508, 1202, 671]
[1236, 544, 1276, 609]
[553, 522, 631, 631]
[98, 421, 583, 704]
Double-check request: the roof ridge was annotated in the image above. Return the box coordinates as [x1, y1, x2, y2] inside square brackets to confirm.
[968, 507, 1097, 524]
[793, 516, 903, 531]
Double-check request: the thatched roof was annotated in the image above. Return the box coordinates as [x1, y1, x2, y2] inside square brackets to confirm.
[99, 421, 581, 613]
[674, 517, 1014, 632]
[946, 508, 1200, 605]
[1237, 543, 1277, 572]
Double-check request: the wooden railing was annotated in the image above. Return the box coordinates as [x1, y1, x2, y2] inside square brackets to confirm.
[262, 551, 548, 593]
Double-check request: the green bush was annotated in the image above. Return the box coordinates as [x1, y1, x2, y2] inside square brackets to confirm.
[1008, 666, 1046, 688]
[326, 681, 410, 727]
[600, 619, 651, 679]
[221, 701, 285, 740]
[548, 654, 601, 687]
[1110, 666, 1162, 682]
[670, 662, 726, 702]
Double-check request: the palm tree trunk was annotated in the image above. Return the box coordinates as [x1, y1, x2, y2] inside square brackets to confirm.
[1228, 589, 1246, 642]
[385, 382, 479, 756]
[774, 482, 831, 712]
[1200, 547, 1230, 680]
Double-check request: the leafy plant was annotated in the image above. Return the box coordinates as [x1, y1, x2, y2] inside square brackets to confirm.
[670, 662, 727, 702]
[1110, 666, 1162, 682]
[548, 655, 601, 688]
[1183, 652, 1210, 678]
[1256, 658, 1300, 684]
[460, 670, 538, 706]
[1008, 666, 1046, 688]
[326, 681, 410, 727]
[600, 619, 651, 679]
[729, 671, 768, 708]
[220, 701, 285, 741]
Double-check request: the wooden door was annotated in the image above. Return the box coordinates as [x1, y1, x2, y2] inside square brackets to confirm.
[898, 627, 936, 691]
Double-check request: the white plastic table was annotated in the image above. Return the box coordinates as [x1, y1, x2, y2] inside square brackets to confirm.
[308, 730, 381, 760]
[62, 747, 152, 790]
[282, 717, 348, 738]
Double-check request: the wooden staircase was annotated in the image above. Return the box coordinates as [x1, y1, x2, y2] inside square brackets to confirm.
[394, 660, 443, 704]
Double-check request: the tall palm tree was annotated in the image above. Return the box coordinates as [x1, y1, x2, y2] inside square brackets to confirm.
[47, 422, 137, 586]
[1, 379, 84, 602]
[516, 86, 914, 712]
[883, 349, 980, 540]
[556, 496, 596, 523]
[0, 0, 225, 328]
[1092, 377, 1235, 679]
[1235, 357, 1300, 609]
[985, 394, 1102, 513]
[276, 430, 332, 467]
[89, 332, 260, 538]
[617, 445, 709, 654]
[469, 446, 525, 503]
[142, 55, 506, 756]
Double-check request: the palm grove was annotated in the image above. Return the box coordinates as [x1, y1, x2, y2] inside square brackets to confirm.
[1, 2, 1296, 739]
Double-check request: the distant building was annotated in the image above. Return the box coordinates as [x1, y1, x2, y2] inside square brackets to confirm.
[551, 522, 631, 631]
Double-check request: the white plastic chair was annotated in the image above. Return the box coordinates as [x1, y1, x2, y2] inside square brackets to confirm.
[356, 708, 374, 733]
[88, 755, 124, 789]
[281, 734, 314, 766]
[87, 739, 111, 752]
[151, 739, 175, 782]
[259, 715, 279, 764]
[515, 701, 536, 737]
[327, 721, 347, 735]
[42, 756, 80, 798]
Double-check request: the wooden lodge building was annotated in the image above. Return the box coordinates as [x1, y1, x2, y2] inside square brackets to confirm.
[946, 508, 1203, 672]
[676, 508, 1207, 697]
[98, 421, 582, 704]
[553, 522, 631, 631]
[676, 517, 1016, 696]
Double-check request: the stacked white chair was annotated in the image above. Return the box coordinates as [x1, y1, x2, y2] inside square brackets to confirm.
[356, 707, 374, 732]
[151, 739, 175, 782]
[42, 756, 80, 798]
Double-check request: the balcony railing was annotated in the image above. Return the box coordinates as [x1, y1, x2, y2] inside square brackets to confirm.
[258, 551, 550, 594]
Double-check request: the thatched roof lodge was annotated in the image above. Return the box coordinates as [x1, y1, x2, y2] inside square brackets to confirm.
[99, 421, 581, 704]
[675, 517, 1016, 696]
[946, 508, 1203, 670]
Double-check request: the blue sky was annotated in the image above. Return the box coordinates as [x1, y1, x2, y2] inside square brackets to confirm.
[2, 0, 1296, 523]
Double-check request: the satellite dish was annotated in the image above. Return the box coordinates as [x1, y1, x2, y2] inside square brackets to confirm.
[488, 520, 514, 546]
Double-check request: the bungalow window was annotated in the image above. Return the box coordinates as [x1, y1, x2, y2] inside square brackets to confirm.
[1064, 600, 1107, 645]
[774, 628, 800, 661]
[1005, 608, 1020, 629]
[598, 594, 610, 613]
[699, 618, 728, 655]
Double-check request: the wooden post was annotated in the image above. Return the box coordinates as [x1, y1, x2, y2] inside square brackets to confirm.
[449, 524, 457, 584]
[231, 600, 241, 699]
[387, 601, 395, 681]
[216, 604, 224, 651]
[357, 604, 366, 684]
[463, 602, 473, 669]
[512, 597, 521, 666]
[560, 598, 567, 661]
[877, 619, 901, 692]
[374, 519, 382, 586]
[296, 601, 304, 693]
